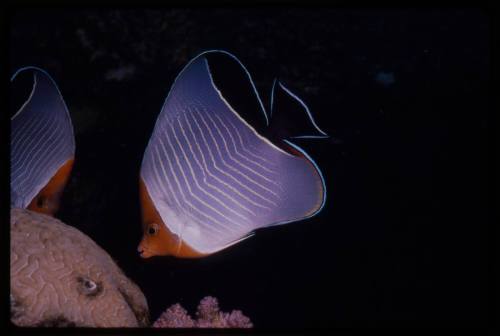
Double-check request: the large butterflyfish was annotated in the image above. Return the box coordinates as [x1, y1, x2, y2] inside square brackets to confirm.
[138, 50, 328, 258]
[10, 67, 75, 216]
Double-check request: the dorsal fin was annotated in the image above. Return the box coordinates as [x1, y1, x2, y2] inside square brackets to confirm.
[268, 79, 328, 139]
[204, 50, 269, 132]
[10, 67, 75, 214]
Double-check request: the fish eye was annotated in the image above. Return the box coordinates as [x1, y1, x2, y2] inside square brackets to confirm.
[148, 223, 159, 236]
[36, 196, 46, 208]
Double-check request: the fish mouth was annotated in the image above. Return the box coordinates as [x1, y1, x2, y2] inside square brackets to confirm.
[137, 244, 153, 259]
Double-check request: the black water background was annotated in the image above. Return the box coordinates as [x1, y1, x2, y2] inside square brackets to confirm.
[9, 8, 491, 328]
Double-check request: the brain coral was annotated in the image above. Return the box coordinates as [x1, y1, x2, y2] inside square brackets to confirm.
[10, 208, 149, 327]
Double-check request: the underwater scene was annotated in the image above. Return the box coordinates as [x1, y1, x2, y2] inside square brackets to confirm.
[8, 8, 491, 329]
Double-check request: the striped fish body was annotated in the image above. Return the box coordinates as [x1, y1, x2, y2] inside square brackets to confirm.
[139, 51, 326, 258]
[10, 67, 75, 216]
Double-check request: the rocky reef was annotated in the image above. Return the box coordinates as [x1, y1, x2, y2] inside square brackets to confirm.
[10, 208, 149, 327]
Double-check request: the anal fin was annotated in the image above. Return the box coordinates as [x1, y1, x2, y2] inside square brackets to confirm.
[209, 231, 256, 255]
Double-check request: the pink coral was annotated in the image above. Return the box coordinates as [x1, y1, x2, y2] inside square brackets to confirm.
[152, 303, 195, 328]
[153, 296, 253, 328]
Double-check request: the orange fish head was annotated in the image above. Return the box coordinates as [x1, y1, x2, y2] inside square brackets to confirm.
[28, 192, 62, 216]
[137, 222, 179, 258]
[138, 177, 207, 259]
[137, 221, 207, 259]
[27, 158, 74, 216]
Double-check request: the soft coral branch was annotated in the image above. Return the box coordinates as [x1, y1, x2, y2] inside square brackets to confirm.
[153, 296, 252, 328]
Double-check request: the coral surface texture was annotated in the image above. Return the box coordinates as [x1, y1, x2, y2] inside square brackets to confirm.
[10, 208, 149, 327]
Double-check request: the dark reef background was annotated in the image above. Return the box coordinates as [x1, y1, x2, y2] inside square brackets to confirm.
[9, 8, 491, 328]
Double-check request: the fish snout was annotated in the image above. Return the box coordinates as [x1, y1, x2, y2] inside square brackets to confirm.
[137, 241, 152, 259]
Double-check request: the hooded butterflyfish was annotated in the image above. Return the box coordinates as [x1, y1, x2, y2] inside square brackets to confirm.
[10, 67, 75, 216]
[137, 50, 328, 259]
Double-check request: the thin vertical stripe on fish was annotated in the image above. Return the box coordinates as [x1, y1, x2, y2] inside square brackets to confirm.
[138, 50, 327, 258]
[10, 67, 75, 215]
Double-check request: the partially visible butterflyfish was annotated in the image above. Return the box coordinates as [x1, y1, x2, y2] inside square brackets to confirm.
[10, 67, 75, 216]
[138, 50, 327, 258]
